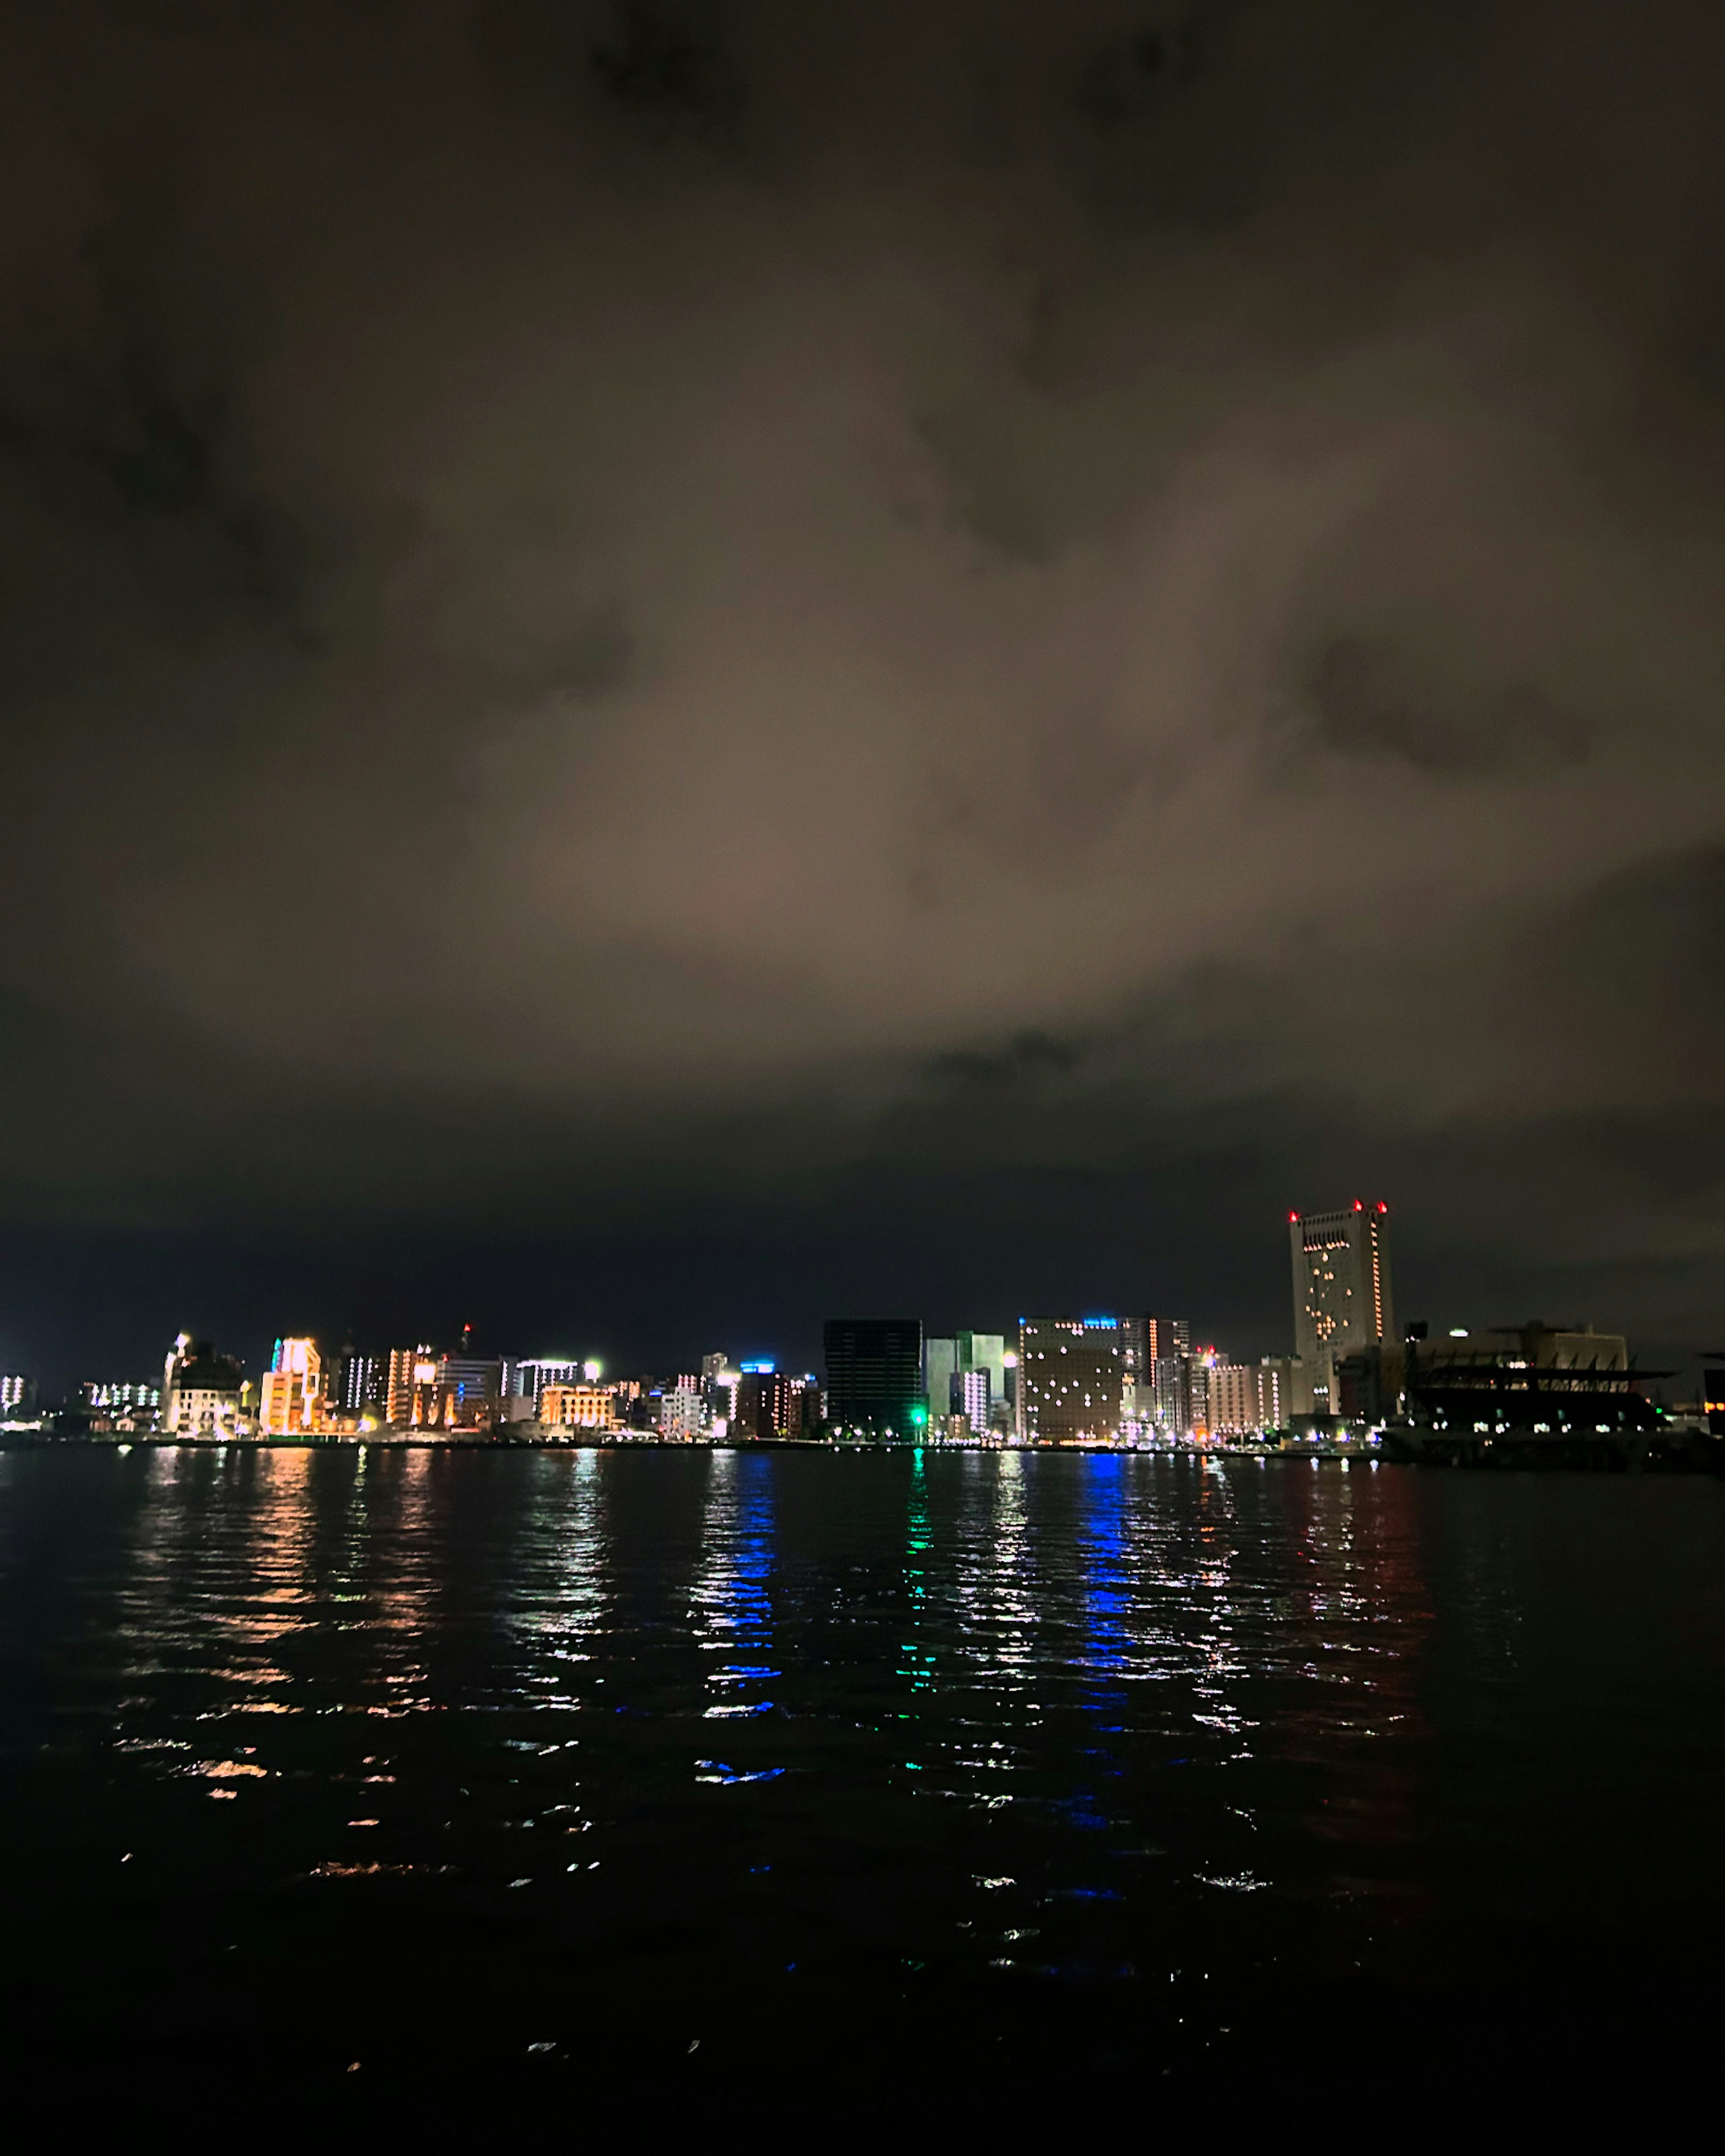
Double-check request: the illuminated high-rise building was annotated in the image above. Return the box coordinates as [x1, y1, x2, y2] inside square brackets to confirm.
[926, 1333, 1007, 1423]
[1017, 1317, 1126, 1443]
[956, 1332, 1007, 1411]
[959, 1366, 991, 1427]
[340, 1352, 388, 1418]
[504, 1357, 583, 1410]
[1133, 1314, 1190, 1375]
[734, 1366, 799, 1440]
[260, 1337, 324, 1436]
[162, 1334, 247, 1438]
[658, 1379, 705, 1440]
[1290, 1202, 1395, 1413]
[386, 1345, 441, 1427]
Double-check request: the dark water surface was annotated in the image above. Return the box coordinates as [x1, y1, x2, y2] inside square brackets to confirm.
[1, 1445, 1721, 2132]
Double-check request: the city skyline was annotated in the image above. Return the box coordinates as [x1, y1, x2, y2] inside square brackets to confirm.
[2, 8, 1720, 2131]
[2, 3, 1723, 1403]
[8, 1195, 1691, 1446]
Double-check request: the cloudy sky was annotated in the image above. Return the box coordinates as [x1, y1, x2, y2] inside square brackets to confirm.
[2, 0, 1723, 1384]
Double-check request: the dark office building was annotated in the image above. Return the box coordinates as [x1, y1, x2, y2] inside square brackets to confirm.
[823, 1319, 924, 1437]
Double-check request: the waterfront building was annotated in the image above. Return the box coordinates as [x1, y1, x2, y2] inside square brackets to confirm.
[924, 1336, 960, 1421]
[924, 1333, 1007, 1425]
[1149, 1352, 1193, 1436]
[734, 1367, 801, 1440]
[823, 1318, 924, 1438]
[658, 1379, 705, 1440]
[956, 1331, 1008, 1414]
[505, 1357, 584, 1409]
[1133, 1314, 1190, 1378]
[700, 1353, 741, 1427]
[1290, 1202, 1395, 1413]
[436, 1353, 504, 1431]
[1401, 1321, 1658, 1449]
[1206, 1361, 1259, 1436]
[540, 1382, 619, 1430]
[386, 1346, 441, 1427]
[960, 1366, 991, 1428]
[260, 1337, 324, 1436]
[162, 1333, 248, 1438]
[1256, 1355, 1308, 1428]
[339, 1352, 388, 1420]
[1017, 1317, 1126, 1443]
[82, 1380, 161, 1430]
[0, 1373, 36, 1418]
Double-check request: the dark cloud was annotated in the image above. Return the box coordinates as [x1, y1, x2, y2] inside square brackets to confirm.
[1304, 636, 1592, 774]
[1, 0, 1724, 1380]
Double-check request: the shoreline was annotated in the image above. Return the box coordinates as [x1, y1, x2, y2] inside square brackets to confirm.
[3, 1431, 1719, 1471]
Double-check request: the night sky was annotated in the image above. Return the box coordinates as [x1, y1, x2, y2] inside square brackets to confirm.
[3, 2, 1724, 1390]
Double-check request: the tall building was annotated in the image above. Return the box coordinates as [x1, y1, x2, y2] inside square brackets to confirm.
[0, 1374, 35, 1418]
[1207, 1362, 1261, 1436]
[340, 1353, 388, 1418]
[658, 1379, 705, 1440]
[1149, 1351, 1196, 1436]
[955, 1332, 1008, 1412]
[1290, 1202, 1395, 1413]
[959, 1366, 991, 1427]
[505, 1357, 584, 1408]
[260, 1337, 324, 1436]
[823, 1319, 924, 1437]
[162, 1334, 247, 1438]
[1256, 1355, 1309, 1428]
[1133, 1314, 1190, 1376]
[1017, 1317, 1126, 1443]
[436, 1352, 503, 1431]
[734, 1367, 800, 1440]
[924, 1332, 1008, 1426]
[924, 1337, 961, 1421]
[386, 1345, 441, 1427]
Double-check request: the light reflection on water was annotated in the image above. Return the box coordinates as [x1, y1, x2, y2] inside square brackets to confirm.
[0, 1445, 1720, 2110]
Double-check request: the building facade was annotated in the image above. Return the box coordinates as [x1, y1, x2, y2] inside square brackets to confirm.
[658, 1380, 705, 1440]
[260, 1337, 324, 1436]
[1290, 1203, 1395, 1413]
[1017, 1317, 1126, 1443]
[823, 1319, 924, 1437]
[339, 1353, 388, 1419]
[734, 1368, 801, 1440]
[539, 1382, 618, 1430]
[162, 1334, 247, 1438]
[1134, 1314, 1190, 1377]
